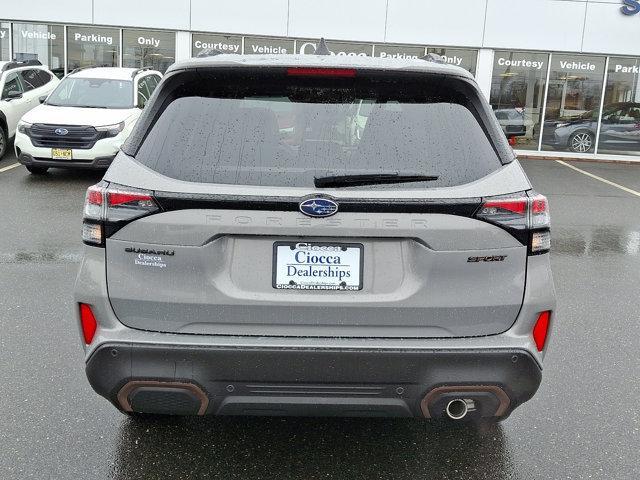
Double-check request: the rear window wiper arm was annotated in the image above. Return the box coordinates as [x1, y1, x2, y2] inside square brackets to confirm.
[314, 173, 439, 188]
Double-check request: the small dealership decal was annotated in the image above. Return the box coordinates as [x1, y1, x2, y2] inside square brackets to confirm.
[125, 247, 174, 268]
[134, 253, 167, 268]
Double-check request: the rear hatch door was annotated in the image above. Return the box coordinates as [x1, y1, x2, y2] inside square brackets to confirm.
[104, 65, 530, 338]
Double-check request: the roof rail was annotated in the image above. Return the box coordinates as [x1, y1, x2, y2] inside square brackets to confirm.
[1, 59, 43, 72]
[68, 64, 112, 75]
[418, 53, 446, 64]
[196, 48, 224, 58]
[131, 66, 154, 78]
[314, 38, 331, 56]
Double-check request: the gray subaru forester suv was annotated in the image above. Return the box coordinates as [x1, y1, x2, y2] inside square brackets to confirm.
[74, 53, 556, 422]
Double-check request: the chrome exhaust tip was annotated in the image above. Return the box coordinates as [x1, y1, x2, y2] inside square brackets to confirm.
[445, 399, 469, 420]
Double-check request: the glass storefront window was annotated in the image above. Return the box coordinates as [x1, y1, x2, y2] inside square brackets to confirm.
[427, 47, 477, 76]
[490, 51, 549, 150]
[192, 33, 241, 57]
[123, 29, 175, 73]
[243, 36, 294, 55]
[0, 23, 9, 61]
[12, 23, 64, 78]
[596, 57, 640, 156]
[374, 44, 425, 60]
[67, 26, 119, 71]
[542, 54, 606, 153]
[297, 39, 373, 57]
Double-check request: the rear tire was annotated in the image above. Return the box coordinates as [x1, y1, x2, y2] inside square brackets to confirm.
[26, 166, 49, 175]
[0, 125, 7, 159]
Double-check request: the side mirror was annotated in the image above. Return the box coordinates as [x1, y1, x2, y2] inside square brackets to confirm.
[5, 90, 22, 101]
[39, 95, 47, 104]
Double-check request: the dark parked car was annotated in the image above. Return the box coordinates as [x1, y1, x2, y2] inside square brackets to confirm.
[542, 102, 640, 153]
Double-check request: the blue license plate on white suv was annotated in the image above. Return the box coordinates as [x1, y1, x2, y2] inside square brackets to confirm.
[272, 242, 363, 291]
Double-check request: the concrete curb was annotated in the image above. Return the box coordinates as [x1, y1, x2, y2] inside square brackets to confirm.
[517, 154, 640, 166]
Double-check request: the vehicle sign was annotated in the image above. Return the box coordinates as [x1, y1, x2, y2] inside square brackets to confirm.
[273, 242, 363, 291]
[52, 148, 72, 160]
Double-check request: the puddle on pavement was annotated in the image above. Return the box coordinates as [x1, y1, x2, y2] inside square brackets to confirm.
[553, 227, 640, 257]
[0, 251, 83, 264]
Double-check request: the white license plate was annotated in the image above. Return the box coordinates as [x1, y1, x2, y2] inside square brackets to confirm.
[273, 242, 363, 291]
[52, 148, 72, 160]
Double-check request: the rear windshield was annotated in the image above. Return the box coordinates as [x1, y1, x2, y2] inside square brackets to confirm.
[134, 70, 502, 189]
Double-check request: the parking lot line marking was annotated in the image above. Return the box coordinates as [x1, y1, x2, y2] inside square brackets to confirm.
[556, 160, 640, 198]
[0, 163, 20, 173]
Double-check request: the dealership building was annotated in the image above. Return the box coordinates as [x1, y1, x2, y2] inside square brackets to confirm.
[3, 0, 640, 161]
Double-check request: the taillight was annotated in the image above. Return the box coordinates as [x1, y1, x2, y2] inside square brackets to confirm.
[82, 182, 159, 246]
[475, 191, 550, 255]
[79, 303, 98, 344]
[532, 311, 551, 351]
[286, 67, 357, 78]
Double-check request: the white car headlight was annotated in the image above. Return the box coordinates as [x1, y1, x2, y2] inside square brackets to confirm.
[96, 121, 125, 138]
[17, 120, 32, 134]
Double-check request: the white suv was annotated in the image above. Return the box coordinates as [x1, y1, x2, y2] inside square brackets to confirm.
[15, 67, 162, 174]
[0, 60, 59, 159]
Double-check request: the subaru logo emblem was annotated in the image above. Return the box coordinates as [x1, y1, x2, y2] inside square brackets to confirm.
[299, 197, 339, 218]
[54, 128, 69, 136]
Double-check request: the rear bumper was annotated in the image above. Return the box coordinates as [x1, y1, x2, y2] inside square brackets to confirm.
[86, 342, 541, 419]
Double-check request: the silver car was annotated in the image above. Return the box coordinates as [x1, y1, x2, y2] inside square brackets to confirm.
[74, 53, 556, 422]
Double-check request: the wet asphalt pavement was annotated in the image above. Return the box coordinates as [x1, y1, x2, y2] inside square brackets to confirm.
[0, 153, 639, 479]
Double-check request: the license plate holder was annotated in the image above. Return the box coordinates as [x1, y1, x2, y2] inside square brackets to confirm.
[272, 242, 363, 291]
[51, 148, 72, 160]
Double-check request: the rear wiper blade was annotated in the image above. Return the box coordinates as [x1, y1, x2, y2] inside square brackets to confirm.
[314, 173, 439, 188]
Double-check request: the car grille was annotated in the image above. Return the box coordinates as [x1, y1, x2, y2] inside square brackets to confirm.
[27, 124, 103, 149]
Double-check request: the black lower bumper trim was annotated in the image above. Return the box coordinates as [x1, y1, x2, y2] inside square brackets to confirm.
[86, 343, 542, 418]
[18, 152, 115, 169]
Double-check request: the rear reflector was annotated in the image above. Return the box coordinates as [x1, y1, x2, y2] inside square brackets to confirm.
[532, 311, 551, 351]
[286, 67, 357, 78]
[79, 303, 98, 344]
